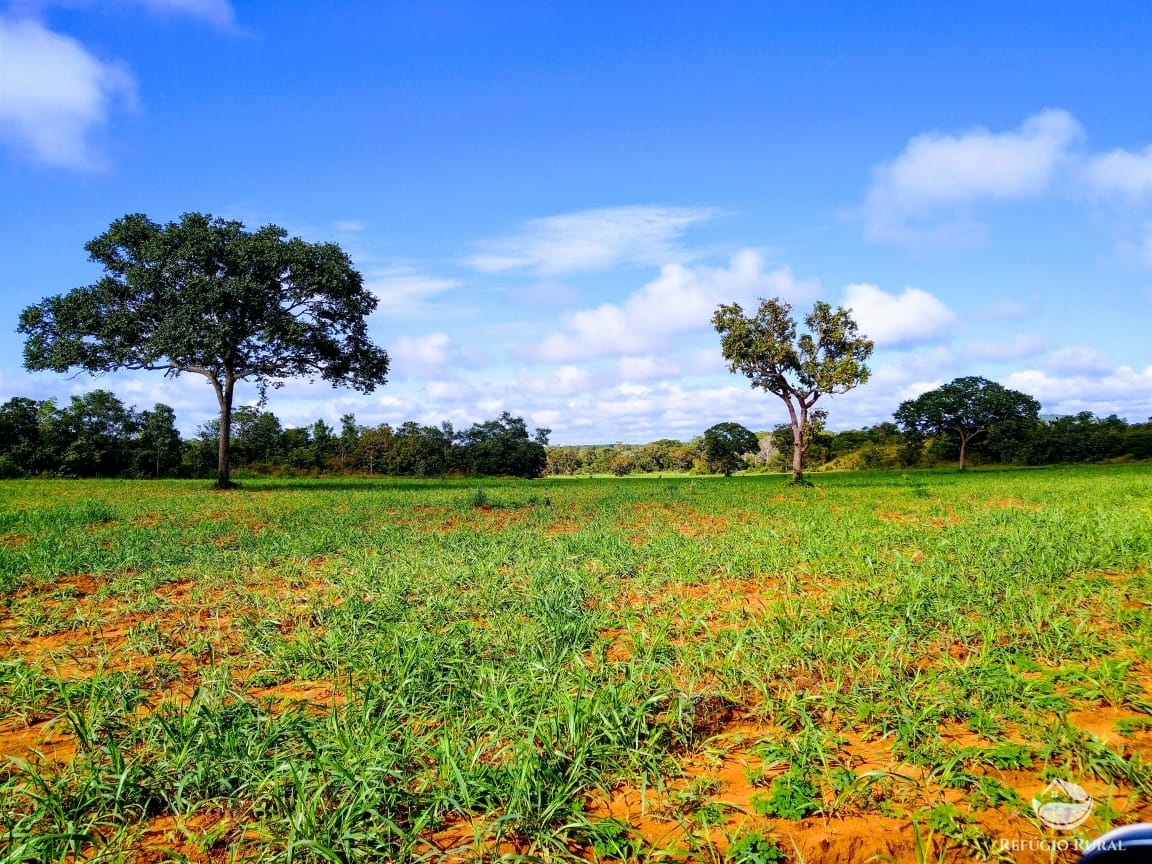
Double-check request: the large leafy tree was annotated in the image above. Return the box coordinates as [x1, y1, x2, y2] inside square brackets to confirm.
[18, 213, 390, 487]
[713, 298, 873, 484]
[460, 412, 550, 478]
[894, 376, 1040, 470]
[702, 422, 760, 476]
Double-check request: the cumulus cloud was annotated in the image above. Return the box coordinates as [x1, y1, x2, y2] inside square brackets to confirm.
[963, 333, 1047, 362]
[841, 283, 957, 348]
[862, 109, 1081, 242]
[467, 205, 719, 275]
[425, 379, 476, 401]
[1005, 365, 1152, 419]
[389, 332, 454, 375]
[1046, 344, 1114, 375]
[0, 15, 136, 169]
[537, 249, 816, 361]
[515, 365, 595, 396]
[1084, 145, 1152, 200]
[618, 355, 679, 381]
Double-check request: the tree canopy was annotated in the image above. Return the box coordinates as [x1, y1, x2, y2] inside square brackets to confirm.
[702, 422, 760, 476]
[894, 376, 1040, 470]
[18, 212, 390, 487]
[713, 297, 873, 484]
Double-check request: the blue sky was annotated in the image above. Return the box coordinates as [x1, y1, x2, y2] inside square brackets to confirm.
[2, 1, 1151, 443]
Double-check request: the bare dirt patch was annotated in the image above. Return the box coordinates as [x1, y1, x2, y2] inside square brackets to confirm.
[0, 718, 77, 765]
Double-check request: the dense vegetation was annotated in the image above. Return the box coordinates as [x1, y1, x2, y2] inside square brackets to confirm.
[0, 469, 1149, 862]
[0, 394, 549, 480]
[1, 389, 1149, 482]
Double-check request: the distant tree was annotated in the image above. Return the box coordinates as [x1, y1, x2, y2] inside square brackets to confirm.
[45, 390, 140, 477]
[386, 421, 455, 476]
[0, 397, 43, 474]
[233, 407, 285, 467]
[713, 298, 873, 484]
[461, 412, 549, 478]
[282, 427, 314, 471]
[310, 419, 337, 468]
[135, 404, 183, 477]
[894, 376, 1040, 470]
[666, 443, 698, 472]
[1026, 412, 1127, 465]
[702, 422, 760, 476]
[1125, 419, 1152, 460]
[338, 413, 360, 470]
[355, 423, 394, 474]
[545, 445, 585, 476]
[18, 212, 390, 488]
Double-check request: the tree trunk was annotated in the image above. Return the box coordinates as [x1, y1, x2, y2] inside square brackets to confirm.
[791, 422, 804, 484]
[216, 376, 236, 488]
[782, 398, 808, 485]
[958, 433, 968, 471]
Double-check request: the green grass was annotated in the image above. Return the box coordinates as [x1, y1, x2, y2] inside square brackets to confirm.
[0, 466, 1149, 862]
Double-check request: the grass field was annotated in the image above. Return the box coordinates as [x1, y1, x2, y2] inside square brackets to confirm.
[0, 467, 1150, 863]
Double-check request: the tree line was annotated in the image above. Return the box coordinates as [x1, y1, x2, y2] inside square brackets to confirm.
[11, 211, 1150, 486]
[1, 386, 1148, 481]
[0, 394, 550, 480]
[543, 411, 1152, 477]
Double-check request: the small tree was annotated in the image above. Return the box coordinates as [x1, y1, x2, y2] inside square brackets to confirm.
[894, 376, 1040, 470]
[18, 212, 389, 488]
[702, 422, 760, 476]
[713, 298, 873, 485]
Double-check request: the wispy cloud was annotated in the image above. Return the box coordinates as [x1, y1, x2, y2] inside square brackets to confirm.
[861, 109, 1081, 243]
[364, 266, 461, 316]
[131, 0, 236, 29]
[0, 15, 136, 169]
[467, 205, 720, 275]
[963, 333, 1047, 362]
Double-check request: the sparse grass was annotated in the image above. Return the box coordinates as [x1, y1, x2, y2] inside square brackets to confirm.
[0, 466, 1149, 862]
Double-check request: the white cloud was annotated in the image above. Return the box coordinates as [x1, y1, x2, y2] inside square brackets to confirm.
[1005, 365, 1152, 419]
[963, 333, 1047, 362]
[978, 298, 1032, 320]
[467, 205, 719, 275]
[1140, 224, 1152, 269]
[0, 16, 136, 169]
[862, 109, 1081, 242]
[618, 355, 679, 380]
[364, 266, 460, 315]
[537, 249, 816, 361]
[1084, 145, 1152, 200]
[389, 332, 453, 375]
[1046, 344, 1114, 375]
[131, 0, 235, 27]
[841, 283, 957, 348]
[516, 365, 595, 396]
[425, 379, 476, 401]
